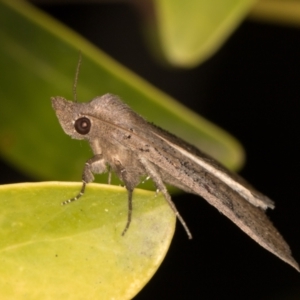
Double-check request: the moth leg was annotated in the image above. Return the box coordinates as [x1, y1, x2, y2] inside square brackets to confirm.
[107, 165, 112, 185]
[139, 157, 193, 239]
[62, 154, 106, 205]
[155, 188, 160, 197]
[113, 159, 138, 236]
[122, 188, 133, 237]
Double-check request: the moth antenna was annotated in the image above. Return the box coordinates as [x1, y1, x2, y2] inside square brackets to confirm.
[73, 51, 82, 102]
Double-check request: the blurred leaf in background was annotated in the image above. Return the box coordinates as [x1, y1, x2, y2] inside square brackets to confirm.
[145, 0, 257, 67]
[0, 0, 244, 184]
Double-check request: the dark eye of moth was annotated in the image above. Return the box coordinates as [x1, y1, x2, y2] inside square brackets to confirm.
[74, 117, 91, 135]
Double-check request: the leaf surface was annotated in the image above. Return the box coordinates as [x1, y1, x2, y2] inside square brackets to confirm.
[0, 182, 175, 299]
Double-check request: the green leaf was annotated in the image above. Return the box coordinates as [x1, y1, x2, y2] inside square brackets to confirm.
[250, 0, 300, 27]
[0, 182, 175, 299]
[0, 0, 244, 183]
[151, 0, 257, 67]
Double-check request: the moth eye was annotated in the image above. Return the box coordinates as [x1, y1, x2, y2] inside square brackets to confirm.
[74, 117, 91, 135]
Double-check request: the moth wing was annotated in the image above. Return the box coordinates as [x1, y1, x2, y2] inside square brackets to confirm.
[140, 125, 299, 270]
[181, 165, 299, 271]
[106, 109, 298, 270]
[149, 125, 274, 210]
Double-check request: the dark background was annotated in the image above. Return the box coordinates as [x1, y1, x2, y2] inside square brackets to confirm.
[2, 3, 300, 299]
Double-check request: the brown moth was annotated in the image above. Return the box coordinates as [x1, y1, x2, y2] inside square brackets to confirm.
[51, 93, 299, 271]
[51, 59, 298, 271]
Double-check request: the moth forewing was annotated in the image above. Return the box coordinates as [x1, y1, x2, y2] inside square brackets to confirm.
[151, 131, 275, 210]
[123, 124, 299, 270]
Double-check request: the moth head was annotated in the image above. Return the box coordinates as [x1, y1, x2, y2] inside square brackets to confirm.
[51, 96, 92, 140]
[52, 93, 142, 141]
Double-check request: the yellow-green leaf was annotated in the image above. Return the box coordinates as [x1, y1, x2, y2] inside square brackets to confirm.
[152, 0, 257, 67]
[250, 0, 300, 27]
[0, 182, 175, 300]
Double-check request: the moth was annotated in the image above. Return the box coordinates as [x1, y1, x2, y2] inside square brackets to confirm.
[51, 74, 298, 272]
